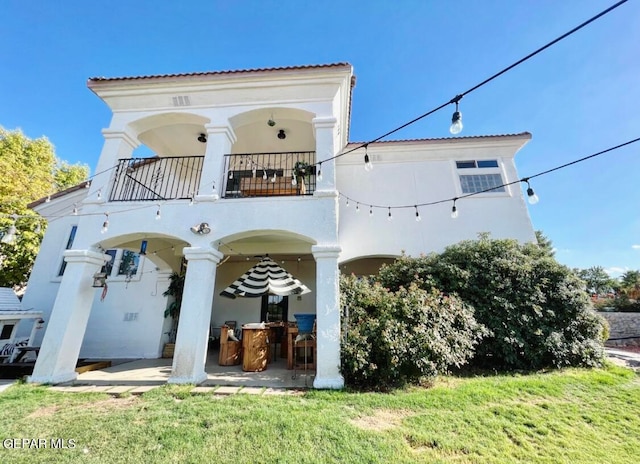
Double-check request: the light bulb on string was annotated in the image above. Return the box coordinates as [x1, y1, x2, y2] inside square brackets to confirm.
[188, 194, 194, 206]
[252, 165, 257, 178]
[271, 172, 277, 183]
[45, 195, 51, 203]
[263, 170, 268, 180]
[35, 222, 41, 234]
[345, 198, 349, 208]
[387, 207, 393, 222]
[155, 205, 162, 220]
[101, 213, 109, 234]
[72, 204, 78, 216]
[317, 163, 323, 182]
[97, 189, 102, 200]
[524, 179, 539, 204]
[228, 171, 234, 180]
[369, 205, 373, 217]
[364, 145, 373, 172]
[291, 170, 297, 186]
[355, 202, 360, 213]
[1, 217, 17, 244]
[415, 206, 422, 222]
[449, 96, 463, 135]
[451, 198, 459, 219]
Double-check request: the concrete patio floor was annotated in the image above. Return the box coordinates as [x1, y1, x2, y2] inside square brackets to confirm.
[74, 350, 316, 389]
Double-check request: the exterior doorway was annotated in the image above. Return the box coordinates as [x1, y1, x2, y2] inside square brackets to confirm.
[260, 294, 288, 323]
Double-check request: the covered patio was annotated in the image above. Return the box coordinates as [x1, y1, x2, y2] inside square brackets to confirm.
[73, 349, 314, 389]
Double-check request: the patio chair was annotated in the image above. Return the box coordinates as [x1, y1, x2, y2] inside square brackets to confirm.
[218, 325, 242, 366]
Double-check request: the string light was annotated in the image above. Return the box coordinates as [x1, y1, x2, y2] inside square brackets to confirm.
[228, 171, 234, 180]
[345, 198, 349, 208]
[451, 199, 458, 219]
[101, 213, 109, 234]
[155, 205, 162, 220]
[263, 170, 268, 180]
[271, 172, 277, 183]
[523, 178, 539, 205]
[45, 195, 51, 203]
[1, 215, 18, 244]
[291, 171, 297, 186]
[387, 207, 393, 221]
[97, 189, 102, 200]
[364, 145, 373, 172]
[415, 206, 422, 222]
[317, 162, 323, 182]
[72, 204, 78, 216]
[188, 194, 194, 206]
[449, 96, 463, 135]
[355, 202, 360, 213]
[369, 205, 373, 217]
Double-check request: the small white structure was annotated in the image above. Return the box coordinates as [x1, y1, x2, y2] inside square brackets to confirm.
[21, 63, 536, 388]
[0, 288, 43, 361]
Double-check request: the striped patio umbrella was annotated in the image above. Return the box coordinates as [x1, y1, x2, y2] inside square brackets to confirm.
[220, 257, 311, 299]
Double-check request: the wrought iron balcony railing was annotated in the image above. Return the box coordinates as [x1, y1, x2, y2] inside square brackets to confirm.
[110, 156, 204, 202]
[222, 151, 316, 199]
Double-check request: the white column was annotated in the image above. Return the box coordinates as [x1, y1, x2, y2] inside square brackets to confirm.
[195, 124, 236, 202]
[84, 129, 139, 205]
[168, 247, 223, 384]
[313, 117, 338, 196]
[28, 250, 109, 384]
[311, 244, 343, 389]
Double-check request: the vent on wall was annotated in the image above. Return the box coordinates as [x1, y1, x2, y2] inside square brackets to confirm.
[172, 96, 191, 107]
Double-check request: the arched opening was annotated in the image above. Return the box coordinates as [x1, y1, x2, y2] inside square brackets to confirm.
[78, 232, 189, 360]
[340, 255, 399, 277]
[223, 107, 318, 199]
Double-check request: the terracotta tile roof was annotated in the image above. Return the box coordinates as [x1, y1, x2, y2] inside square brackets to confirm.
[28, 181, 91, 209]
[88, 63, 353, 83]
[347, 132, 532, 146]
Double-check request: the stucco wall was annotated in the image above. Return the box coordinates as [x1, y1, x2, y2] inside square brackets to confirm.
[601, 312, 640, 346]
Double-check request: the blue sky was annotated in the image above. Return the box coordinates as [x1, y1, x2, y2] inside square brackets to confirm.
[2, 0, 639, 276]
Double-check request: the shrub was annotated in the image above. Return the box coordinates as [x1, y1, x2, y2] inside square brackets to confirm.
[340, 274, 485, 390]
[612, 296, 640, 312]
[378, 237, 607, 370]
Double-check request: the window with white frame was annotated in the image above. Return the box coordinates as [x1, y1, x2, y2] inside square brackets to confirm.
[57, 225, 78, 276]
[101, 249, 141, 280]
[456, 159, 506, 194]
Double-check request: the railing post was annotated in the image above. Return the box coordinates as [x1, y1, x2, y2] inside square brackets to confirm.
[312, 117, 338, 196]
[196, 124, 236, 202]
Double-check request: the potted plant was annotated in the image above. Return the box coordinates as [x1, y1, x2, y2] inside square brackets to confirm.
[162, 271, 185, 357]
[293, 161, 313, 194]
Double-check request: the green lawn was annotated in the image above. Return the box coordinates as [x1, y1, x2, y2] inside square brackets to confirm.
[1, 365, 638, 463]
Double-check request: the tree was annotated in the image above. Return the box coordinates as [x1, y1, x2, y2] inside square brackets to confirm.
[619, 270, 640, 300]
[535, 230, 555, 257]
[577, 266, 616, 296]
[0, 127, 89, 289]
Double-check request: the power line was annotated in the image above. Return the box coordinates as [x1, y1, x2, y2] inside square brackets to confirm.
[339, 136, 640, 212]
[319, 0, 630, 165]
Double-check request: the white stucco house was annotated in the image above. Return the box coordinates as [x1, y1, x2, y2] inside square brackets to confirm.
[20, 63, 535, 389]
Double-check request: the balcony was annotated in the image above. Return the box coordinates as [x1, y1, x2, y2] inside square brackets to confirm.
[222, 151, 316, 199]
[108, 151, 316, 202]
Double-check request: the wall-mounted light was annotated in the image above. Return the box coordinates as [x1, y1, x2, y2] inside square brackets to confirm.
[92, 272, 107, 288]
[190, 222, 211, 235]
[277, 129, 286, 140]
[197, 133, 207, 143]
